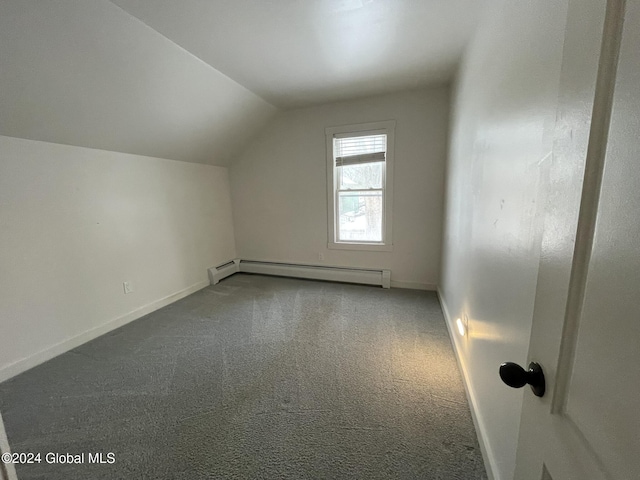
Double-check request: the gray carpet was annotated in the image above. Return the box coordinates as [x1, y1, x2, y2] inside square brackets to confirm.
[0, 274, 486, 479]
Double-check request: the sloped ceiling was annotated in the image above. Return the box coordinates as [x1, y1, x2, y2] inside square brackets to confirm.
[0, 0, 486, 165]
[0, 0, 276, 166]
[111, 0, 488, 108]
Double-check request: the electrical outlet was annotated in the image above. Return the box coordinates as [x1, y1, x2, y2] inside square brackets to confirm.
[318, 252, 324, 261]
[123, 281, 133, 294]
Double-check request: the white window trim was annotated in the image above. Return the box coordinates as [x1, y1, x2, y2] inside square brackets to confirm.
[325, 120, 395, 252]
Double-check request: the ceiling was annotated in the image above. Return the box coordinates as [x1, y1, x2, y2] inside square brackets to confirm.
[0, 0, 275, 165]
[0, 1, 487, 164]
[111, 0, 489, 108]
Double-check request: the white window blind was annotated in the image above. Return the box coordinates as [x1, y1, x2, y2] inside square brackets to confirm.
[334, 134, 386, 167]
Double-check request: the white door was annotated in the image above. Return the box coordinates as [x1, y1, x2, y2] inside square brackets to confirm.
[512, 0, 640, 479]
[0, 412, 17, 480]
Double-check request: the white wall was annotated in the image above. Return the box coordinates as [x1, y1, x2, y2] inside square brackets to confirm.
[0, 0, 276, 166]
[0, 135, 236, 381]
[229, 88, 450, 289]
[440, 2, 569, 479]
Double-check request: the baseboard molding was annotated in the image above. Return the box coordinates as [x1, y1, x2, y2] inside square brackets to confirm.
[390, 280, 437, 291]
[437, 287, 498, 480]
[237, 259, 392, 289]
[0, 280, 209, 383]
[0, 261, 428, 382]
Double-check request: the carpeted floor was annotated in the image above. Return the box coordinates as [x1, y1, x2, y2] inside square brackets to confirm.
[0, 274, 486, 479]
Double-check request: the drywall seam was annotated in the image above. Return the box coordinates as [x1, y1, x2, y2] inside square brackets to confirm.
[0, 280, 209, 383]
[437, 287, 498, 480]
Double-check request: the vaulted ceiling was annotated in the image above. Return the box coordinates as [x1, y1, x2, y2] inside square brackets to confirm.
[0, 0, 487, 165]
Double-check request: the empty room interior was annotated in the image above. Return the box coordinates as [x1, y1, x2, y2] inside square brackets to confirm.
[1, 1, 638, 479]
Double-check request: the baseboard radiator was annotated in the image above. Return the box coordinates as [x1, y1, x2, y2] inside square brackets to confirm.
[209, 259, 391, 288]
[208, 259, 240, 285]
[238, 260, 390, 288]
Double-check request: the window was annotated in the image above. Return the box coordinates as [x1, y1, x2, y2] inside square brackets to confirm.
[326, 120, 395, 251]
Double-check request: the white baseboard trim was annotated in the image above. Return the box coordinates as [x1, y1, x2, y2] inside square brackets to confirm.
[238, 259, 392, 289]
[0, 280, 209, 384]
[437, 287, 498, 480]
[0, 266, 434, 383]
[390, 280, 437, 291]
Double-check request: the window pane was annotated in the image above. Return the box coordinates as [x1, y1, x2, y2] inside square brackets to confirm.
[338, 162, 383, 189]
[338, 191, 383, 242]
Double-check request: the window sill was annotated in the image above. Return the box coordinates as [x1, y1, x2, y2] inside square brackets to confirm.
[328, 242, 393, 252]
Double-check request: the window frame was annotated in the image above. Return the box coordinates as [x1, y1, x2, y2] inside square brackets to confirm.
[325, 120, 395, 252]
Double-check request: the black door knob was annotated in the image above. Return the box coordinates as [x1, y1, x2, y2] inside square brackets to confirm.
[499, 362, 545, 397]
